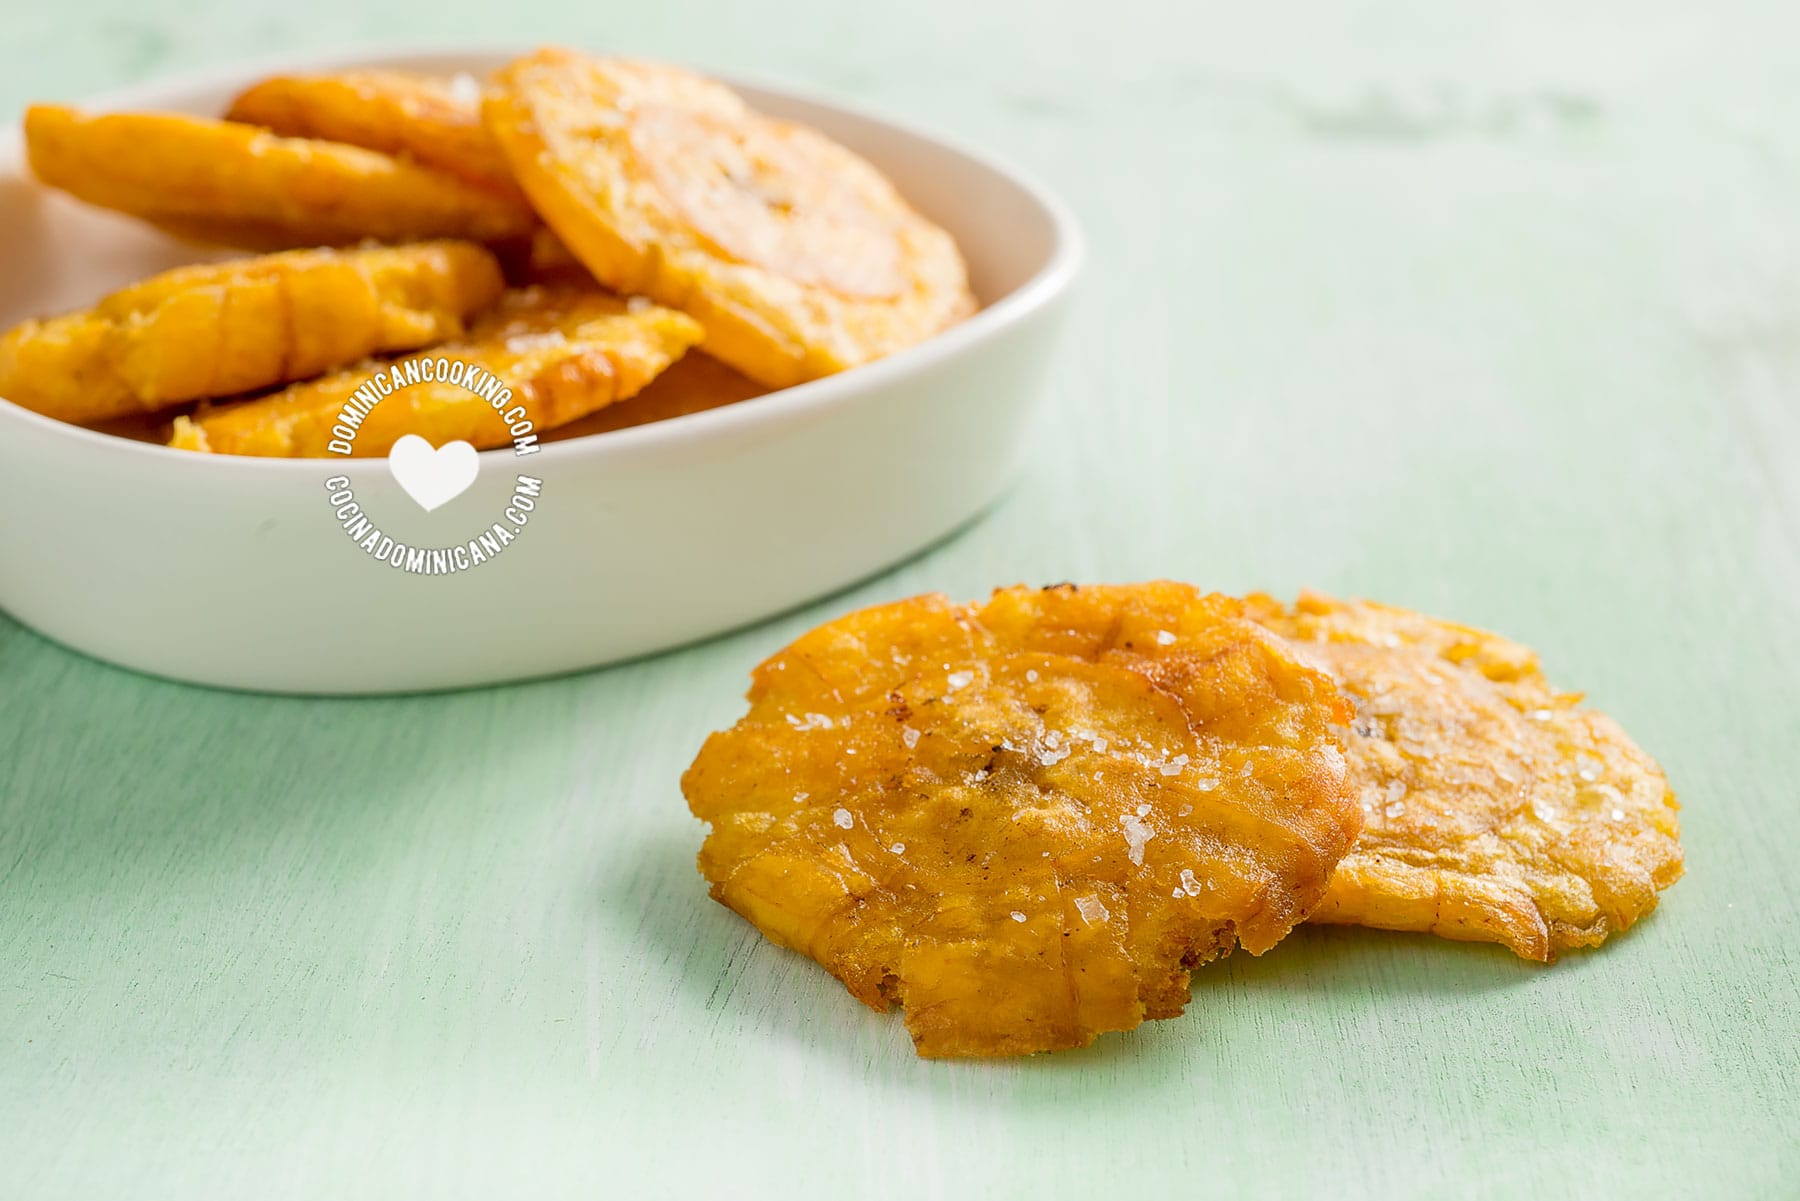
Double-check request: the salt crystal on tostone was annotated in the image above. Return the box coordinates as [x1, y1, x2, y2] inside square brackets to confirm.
[448, 73, 483, 107]
[504, 331, 566, 353]
[832, 808, 853, 829]
[1119, 814, 1155, 866]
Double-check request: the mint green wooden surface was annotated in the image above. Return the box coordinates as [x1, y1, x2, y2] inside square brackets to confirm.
[3, 4, 1798, 1198]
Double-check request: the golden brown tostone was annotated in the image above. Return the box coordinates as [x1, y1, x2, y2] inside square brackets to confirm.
[24, 105, 536, 250]
[0, 241, 503, 423]
[1246, 592, 1684, 961]
[169, 286, 701, 457]
[485, 48, 975, 389]
[682, 582, 1363, 1057]
[225, 70, 526, 203]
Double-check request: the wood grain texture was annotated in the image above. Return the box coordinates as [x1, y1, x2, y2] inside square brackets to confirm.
[2, 3, 1797, 1197]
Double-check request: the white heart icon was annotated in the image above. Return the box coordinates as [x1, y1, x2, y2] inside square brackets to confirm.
[387, 434, 479, 512]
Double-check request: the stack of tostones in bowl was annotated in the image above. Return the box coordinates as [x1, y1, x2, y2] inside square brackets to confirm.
[683, 583, 1684, 1057]
[1, 48, 976, 455]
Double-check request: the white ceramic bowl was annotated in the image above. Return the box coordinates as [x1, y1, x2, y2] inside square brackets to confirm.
[0, 47, 1081, 693]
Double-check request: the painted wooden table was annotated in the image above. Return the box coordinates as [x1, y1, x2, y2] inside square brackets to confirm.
[3, 4, 1797, 1197]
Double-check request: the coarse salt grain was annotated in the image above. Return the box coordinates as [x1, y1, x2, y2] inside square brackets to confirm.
[448, 73, 483, 107]
[504, 331, 566, 353]
[1119, 814, 1155, 866]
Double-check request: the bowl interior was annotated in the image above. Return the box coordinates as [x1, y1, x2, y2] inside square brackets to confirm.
[0, 49, 1071, 377]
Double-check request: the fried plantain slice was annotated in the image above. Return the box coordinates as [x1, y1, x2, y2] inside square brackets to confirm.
[24, 105, 536, 249]
[541, 348, 766, 442]
[1245, 592, 1684, 962]
[169, 287, 701, 457]
[225, 70, 525, 203]
[485, 49, 975, 389]
[683, 582, 1362, 1057]
[0, 241, 503, 424]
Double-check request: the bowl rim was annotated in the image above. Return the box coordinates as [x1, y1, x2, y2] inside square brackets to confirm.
[0, 41, 1085, 475]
